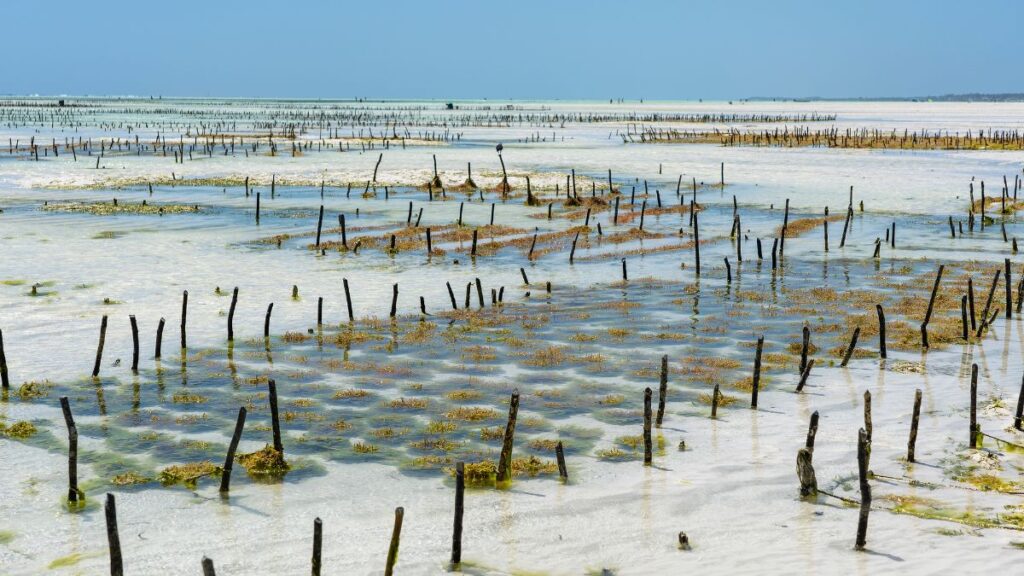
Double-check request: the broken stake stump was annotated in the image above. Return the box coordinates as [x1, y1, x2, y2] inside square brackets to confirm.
[797, 448, 817, 497]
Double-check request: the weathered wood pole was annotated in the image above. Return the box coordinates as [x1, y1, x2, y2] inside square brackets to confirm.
[908, 389, 922, 462]
[384, 507, 404, 576]
[976, 269, 1001, 337]
[497, 390, 520, 484]
[855, 429, 871, 550]
[269, 379, 283, 453]
[968, 277, 977, 330]
[155, 317, 165, 359]
[202, 557, 216, 576]
[343, 279, 354, 322]
[339, 214, 348, 248]
[556, 441, 568, 480]
[180, 290, 188, 349]
[92, 315, 108, 377]
[105, 493, 124, 576]
[219, 407, 247, 493]
[1006, 258, 1013, 319]
[864, 390, 873, 444]
[806, 410, 819, 451]
[390, 284, 399, 318]
[312, 517, 323, 576]
[315, 204, 324, 248]
[256, 192, 261, 224]
[796, 359, 814, 392]
[693, 210, 701, 276]
[921, 265, 944, 348]
[0, 328, 8, 389]
[751, 336, 764, 408]
[228, 287, 238, 341]
[841, 327, 861, 367]
[451, 462, 465, 567]
[876, 305, 886, 359]
[643, 387, 653, 465]
[129, 315, 139, 372]
[60, 397, 79, 501]
[1014, 372, 1024, 431]
[797, 448, 817, 497]
[656, 355, 668, 427]
[969, 363, 978, 448]
[317, 296, 323, 326]
[264, 303, 274, 338]
[799, 326, 810, 374]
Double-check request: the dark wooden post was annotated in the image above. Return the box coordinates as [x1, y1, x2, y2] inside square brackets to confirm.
[921, 265, 945, 347]
[129, 315, 139, 372]
[384, 507, 404, 576]
[390, 284, 398, 318]
[556, 442, 568, 480]
[0, 328, 8, 389]
[908, 389, 922, 462]
[976, 269, 1000, 337]
[797, 448, 817, 496]
[343, 279, 354, 322]
[92, 315, 108, 377]
[269, 379, 283, 453]
[219, 407, 247, 493]
[497, 390, 520, 484]
[312, 517, 323, 576]
[315, 205, 325, 248]
[806, 410, 819, 451]
[264, 303, 274, 338]
[1006, 258, 1013, 319]
[60, 397, 78, 501]
[155, 317, 165, 359]
[180, 290, 188, 349]
[751, 336, 764, 408]
[202, 557, 216, 576]
[105, 493, 124, 576]
[693, 210, 701, 276]
[841, 327, 861, 367]
[451, 462, 464, 567]
[228, 287, 238, 341]
[643, 387, 653, 465]
[656, 355, 668, 427]
[711, 384, 721, 418]
[799, 325, 810, 374]
[969, 363, 978, 448]
[876, 305, 886, 358]
[855, 429, 871, 550]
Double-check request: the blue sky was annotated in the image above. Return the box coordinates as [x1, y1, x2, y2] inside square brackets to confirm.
[2, 0, 1020, 99]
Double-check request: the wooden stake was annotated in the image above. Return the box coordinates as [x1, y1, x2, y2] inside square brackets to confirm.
[556, 441, 568, 480]
[977, 269, 1001, 337]
[155, 317, 165, 359]
[269, 379, 283, 453]
[799, 325, 810, 374]
[497, 390, 520, 483]
[643, 387, 653, 465]
[264, 303, 274, 338]
[656, 355, 668, 427]
[876, 305, 886, 359]
[841, 327, 861, 367]
[451, 462, 464, 567]
[219, 407, 247, 493]
[855, 428, 871, 550]
[0, 328, 8, 389]
[92, 315, 108, 377]
[312, 517, 323, 576]
[384, 507, 404, 576]
[228, 287, 238, 341]
[921, 265, 944, 348]
[969, 363, 978, 448]
[202, 557, 216, 576]
[796, 359, 814, 392]
[751, 336, 764, 408]
[105, 493, 124, 576]
[129, 315, 139, 372]
[60, 397, 78, 501]
[180, 290, 188, 349]
[390, 284, 398, 318]
[343, 279, 354, 322]
[806, 410, 819, 451]
[797, 448, 817, 497]
[908, 389, 922, 462]
[315, 205, 324, 248]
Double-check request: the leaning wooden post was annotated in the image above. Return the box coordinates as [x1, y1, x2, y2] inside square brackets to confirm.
[643, 387, 653, 465]
[343, 279, 354, 322]
[312, 517, 323, 576]
[969, 363, 978, 448]
[840, 327, 861, 367]
[60, 397, 79, 502]
[751, 336, 764, 409]
[855, 428, 871, 550]
[0, 328, 10, 389]
[315, 204, 325, 248]
[1013, 372, 1024, 431]
[976, 269, 1000, 337]
[796, 359, 814, 392]
[219, 407, 247, 493]
[92, 315, 108, 377]
[105, 493, 124, 576]
[180, 290, 188, 349]
[451, 462, 465, 567]
[269, 379, 283, 453]
[799, 325, 810, 374]
[908, 389, 922, 462]
[693, 210, 701, 276]
[227, 287, 239, 341]
[555, 441, 568, 480]
[264, 303, 274, 338]
[497, 390, 520, 484]
[875, 305, 886, 359]
[384, 507, 404, 576]
[921, 265, 945, 348]
[656, 355, 668, 427]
